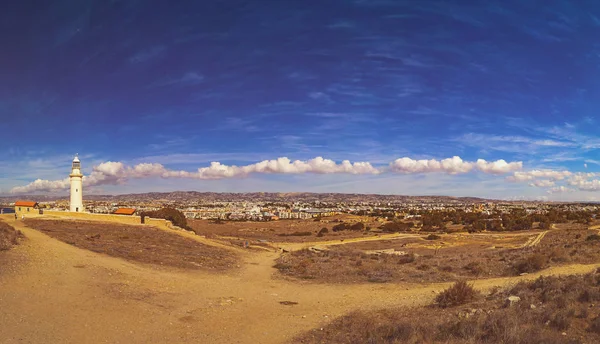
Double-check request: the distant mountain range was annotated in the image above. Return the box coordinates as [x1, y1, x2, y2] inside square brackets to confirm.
[0, 191, 492, 204]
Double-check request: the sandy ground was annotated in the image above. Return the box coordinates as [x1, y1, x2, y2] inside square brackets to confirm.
[2, 214, 600, 344]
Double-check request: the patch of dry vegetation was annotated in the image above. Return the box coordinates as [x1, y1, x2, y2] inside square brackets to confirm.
[275, 229, 600, 283]
[0, 221, 23, 251]
[24, 219, 237, 271]
[188, 218, 381, 243]
[295, 272, 600, 343]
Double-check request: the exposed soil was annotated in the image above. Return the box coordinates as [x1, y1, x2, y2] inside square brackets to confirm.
[4, 214, 600, 344]
[23, 218, 238, 271]
[275, 228, 600, 283]
[188, 217, 383, 243]
[295, 272, 600, 343]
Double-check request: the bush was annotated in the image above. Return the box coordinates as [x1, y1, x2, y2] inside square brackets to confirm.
[589, 316, 600, 334]
[317, 227, 329, 237]
[513, 253, 547, 274]
[142, 208, 189, 230]
[349, 222, 365, 231]
[586, 234, 600, 241]
[332, 223, 347, 232]
[463, 262, 483, 275]
[397, 253, 415, 264]
[426, 234, 441, 240]
[380, 221, 412, 233]
[435, 281, 479, 308]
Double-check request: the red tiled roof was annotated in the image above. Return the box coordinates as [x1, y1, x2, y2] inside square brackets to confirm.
[15, 201, 38, 207]
[113, 208, 136, 215]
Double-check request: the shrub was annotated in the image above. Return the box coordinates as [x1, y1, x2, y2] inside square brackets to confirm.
[550, 308, 575, 330]
[586, 234, 600, 241]
[332, 223, 347, 232]
[513, 253, 547, 274]
[589, 316, 600, 334]
[317, 227, 329, 237]
[426, 234, 441, 240]
[578, 288, 600, 302]
[349, 222, 365, 231]
[435, 281, 479, 308]
[416, 264, 431, 271]
[397, 253, 415, 264]
[380, 221, 412, 233]
[142, 208, 189, 230]
[463, 262, 483, 275]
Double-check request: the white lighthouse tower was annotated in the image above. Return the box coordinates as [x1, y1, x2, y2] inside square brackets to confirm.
[69, 154, 84, 212]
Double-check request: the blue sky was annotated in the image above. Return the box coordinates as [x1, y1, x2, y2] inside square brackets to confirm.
[2, 0, 600, 200]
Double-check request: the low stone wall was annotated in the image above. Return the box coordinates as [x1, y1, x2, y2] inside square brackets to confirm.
[39, 210, 187, 233]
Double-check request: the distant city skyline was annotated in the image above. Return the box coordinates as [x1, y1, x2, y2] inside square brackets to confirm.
[2, 1, 600, 201]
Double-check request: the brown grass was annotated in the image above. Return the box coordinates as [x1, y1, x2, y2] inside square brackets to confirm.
[188, 218, 382, 243]
[275, 228, 600, 284]
[0, 221, 23, 251]
[24, 219, 237, 271]
[295, 272, 600, 343]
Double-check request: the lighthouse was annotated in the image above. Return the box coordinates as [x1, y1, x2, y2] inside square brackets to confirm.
[69, 154, 83, 212]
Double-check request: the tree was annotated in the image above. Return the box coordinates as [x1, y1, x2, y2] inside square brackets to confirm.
[349, 222, 365, 231]
[332, 223, 347, 232]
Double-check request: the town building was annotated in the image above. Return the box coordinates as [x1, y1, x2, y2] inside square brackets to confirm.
[15, 201, 39, 217]
[113, 208, 136, 215]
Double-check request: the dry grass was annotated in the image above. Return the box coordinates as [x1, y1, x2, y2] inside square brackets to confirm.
[0, 221, 23, 251]
[295, 272, 600, 343]
[188, 218, 382, 243]
[275, 228, 600, 283]
[24, 219, 237, 271]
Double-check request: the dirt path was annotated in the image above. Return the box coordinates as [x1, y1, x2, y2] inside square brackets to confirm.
[523, 230, 549, 248]
[274, 232, 421, 252]
[1, 216, 599, 344]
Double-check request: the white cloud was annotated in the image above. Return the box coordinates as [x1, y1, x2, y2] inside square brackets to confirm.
[475, 159, 523, 174]
[9, 156, 524, 194]
[10, 157, 380, 194]
[511, 170, 600, 193]
[547, 186, 574, 194]
[507, 170, 573, 182]
[390, 156, 473, 174]
[390, 156, 522, 175]
[529, 180, 555, 188]
[10, 178, 70, 193]
[567, 176, 600, 191]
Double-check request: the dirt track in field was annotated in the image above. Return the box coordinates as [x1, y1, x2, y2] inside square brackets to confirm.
[2, 214, 600, 344]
